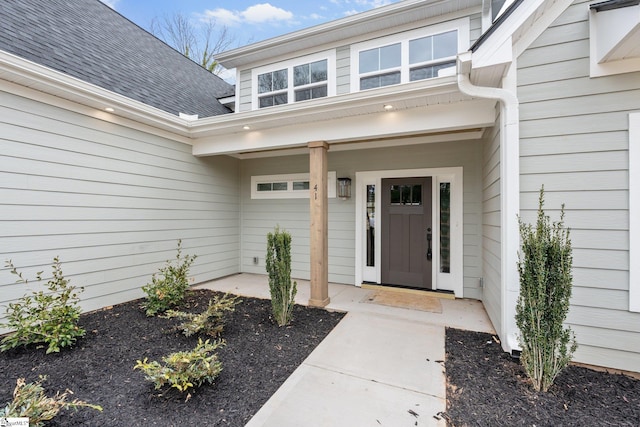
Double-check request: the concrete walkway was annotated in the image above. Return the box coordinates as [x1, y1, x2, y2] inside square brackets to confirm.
[196, 274, 495, 427]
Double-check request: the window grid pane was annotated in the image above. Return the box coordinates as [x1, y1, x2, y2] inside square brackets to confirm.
[293, 64, 309, 86]
[359, 48, 379, 74]
[272, 182, 288, 191]
[379, 43, 401, 70]
[293, 181, 310, 191]
[310, 60, 328, 83]
[433, 30, 457, 60]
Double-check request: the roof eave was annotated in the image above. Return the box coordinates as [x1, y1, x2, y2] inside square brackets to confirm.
[216, 0, 483, 69]
[0, 49, 195, 141]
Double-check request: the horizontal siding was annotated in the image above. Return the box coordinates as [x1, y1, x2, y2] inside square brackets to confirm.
[238, 69, 252, 112]
[240, 139, 484, 292]
[482, 106, 502, 337]
[469, 13, 482, 45]
[517, 0, 640, 371]
[336, 45, 350, 95]
[0, 91, 240, 333]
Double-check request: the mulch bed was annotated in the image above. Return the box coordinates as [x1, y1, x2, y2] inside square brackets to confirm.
[0, 289, 345, 426]
[4, 293, 640, 427]
[444, 327, 640, 426]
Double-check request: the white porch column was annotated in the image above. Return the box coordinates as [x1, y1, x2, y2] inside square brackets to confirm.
[308, 141, 330, 307]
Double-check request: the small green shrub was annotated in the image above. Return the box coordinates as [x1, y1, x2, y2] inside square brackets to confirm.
[163, 293, 240, 337]
[142, 240, 197, 316]
[134, 338, 224, 392]
[516, 187, 577, 392]
[266, 226, 297, 327]
[1, 257, 86, 354]
[0, 376, 102, 427]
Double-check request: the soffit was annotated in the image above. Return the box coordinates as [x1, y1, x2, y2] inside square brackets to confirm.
[189, 76, 470, 138]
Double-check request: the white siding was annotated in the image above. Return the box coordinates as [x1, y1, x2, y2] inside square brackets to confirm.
[239, 139, 483, 295]
[0, 91, 240, 332]
[517, 0, 640, 372]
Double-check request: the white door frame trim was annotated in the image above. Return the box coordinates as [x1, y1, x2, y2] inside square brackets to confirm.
[354, 167, 464, 297]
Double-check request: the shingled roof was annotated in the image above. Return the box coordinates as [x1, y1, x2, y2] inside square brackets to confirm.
[0, 0, 234, 118]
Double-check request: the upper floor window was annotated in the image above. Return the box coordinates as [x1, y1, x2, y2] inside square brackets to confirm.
[351, 19, 469, 91]
[294, 60, 328, 101]
[258, 69, 288, 108]
[253, 51, 335, 109]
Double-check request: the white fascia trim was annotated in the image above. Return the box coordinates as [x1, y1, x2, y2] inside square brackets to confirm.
[589, 6, 640, 77]
[473, 0, 574, 68]
[0, 50, 192, 138]
[630, 112, 640, 312]
[457, 51, 520, 354]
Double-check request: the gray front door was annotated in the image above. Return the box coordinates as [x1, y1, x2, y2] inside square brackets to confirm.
[381, 177, 432, 289]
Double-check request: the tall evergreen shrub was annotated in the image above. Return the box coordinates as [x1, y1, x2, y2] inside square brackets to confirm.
[516, 187, 577, 392]
[266, 227, 297, 326]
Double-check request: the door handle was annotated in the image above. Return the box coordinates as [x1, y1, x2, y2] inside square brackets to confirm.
[426, 227, 432, 261]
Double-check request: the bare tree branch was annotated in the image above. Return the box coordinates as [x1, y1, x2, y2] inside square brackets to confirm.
[149, 12, 234, 75]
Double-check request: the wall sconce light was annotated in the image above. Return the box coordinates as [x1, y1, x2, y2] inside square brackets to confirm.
[337, 177, 352, 200]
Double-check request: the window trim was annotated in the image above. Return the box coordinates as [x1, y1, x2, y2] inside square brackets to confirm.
[630, 112, 640, 312]
[251, 172, 337, 199]
[350, 18, 470, 91]
[251, 50, 336, 110]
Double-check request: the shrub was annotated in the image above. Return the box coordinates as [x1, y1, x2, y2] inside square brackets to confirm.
[0, 376, 102, 426]
[1, 257, 86, 354]
[134, 338, 224, 392]
[266, 227, 297, 327]
[515, 187, 577, 392]
[163, 293, 240, 337]
[141, 240, 197, 316]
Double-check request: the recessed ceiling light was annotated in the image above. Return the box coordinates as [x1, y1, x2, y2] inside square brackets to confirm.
[383, 104, 393, 111]
[243, 125, 251, 130]
[105, 107, 115, 112]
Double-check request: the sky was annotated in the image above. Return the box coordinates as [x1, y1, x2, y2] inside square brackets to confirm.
[101, 1, 403, 46]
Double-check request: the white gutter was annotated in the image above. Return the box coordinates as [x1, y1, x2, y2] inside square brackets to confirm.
[457, 51, 521, 355]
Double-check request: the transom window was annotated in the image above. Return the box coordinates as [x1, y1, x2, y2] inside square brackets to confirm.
[351, 20, 468, 91]
[251, 172, 337, 199]
[253, 52, 335, 109]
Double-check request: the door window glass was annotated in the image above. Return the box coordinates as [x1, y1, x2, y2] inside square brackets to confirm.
[390, 184, 422, 205]
[366, 185, 376, 267]
[440, 182, 451, 273]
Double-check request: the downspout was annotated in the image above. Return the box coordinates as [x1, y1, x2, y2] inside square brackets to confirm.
[457, 51, 521, 354]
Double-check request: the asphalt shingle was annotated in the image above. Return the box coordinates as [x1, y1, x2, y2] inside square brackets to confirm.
[1, 0, 234, 118]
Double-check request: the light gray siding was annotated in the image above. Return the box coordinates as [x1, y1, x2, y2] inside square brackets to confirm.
[336, 45, 351, 95]
[469, 13, 482, 45]
[238, 69, 252, 112]
[517, 0, 640, 372]
[239, 139, 484, 296]
[481, 105, 502, 336]
[0, 91, 240, 332]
